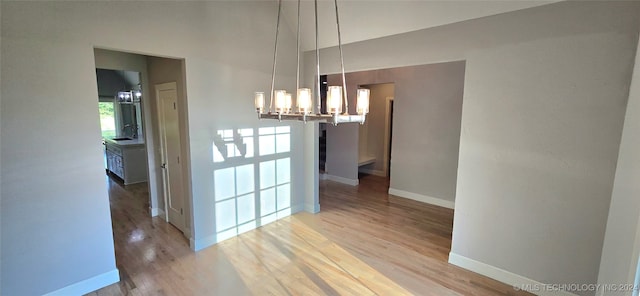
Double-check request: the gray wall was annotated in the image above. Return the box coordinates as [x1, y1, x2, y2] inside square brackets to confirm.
[326, 62, 465, 205]
[0, 1, 303, 295]
[306, 1, 640, 291]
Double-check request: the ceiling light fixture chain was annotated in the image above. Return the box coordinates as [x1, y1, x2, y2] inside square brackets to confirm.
[254, 0, 369, 125]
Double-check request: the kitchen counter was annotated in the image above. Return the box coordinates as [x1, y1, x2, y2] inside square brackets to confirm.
[104, 137, 147, 185]
[104, 137, 145, 146]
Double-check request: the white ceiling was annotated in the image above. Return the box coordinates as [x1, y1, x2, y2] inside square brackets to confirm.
[279, 0, 560, 51]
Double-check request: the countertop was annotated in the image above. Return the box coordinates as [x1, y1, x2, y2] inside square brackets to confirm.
[104, 137, 145, 147]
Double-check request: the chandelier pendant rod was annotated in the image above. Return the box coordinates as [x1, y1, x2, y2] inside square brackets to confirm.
[269, 0, 283, 114]
[315, 0, 321, 115]
[334, 0, 348, 115]
[296, 0, 308, 122]
[296, 0, 301, 95]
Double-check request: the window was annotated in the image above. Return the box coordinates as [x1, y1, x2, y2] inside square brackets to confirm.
[212, 126, 292, 242]
[98, 101, 116, 138]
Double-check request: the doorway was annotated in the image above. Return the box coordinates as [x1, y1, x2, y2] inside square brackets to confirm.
[358, 83, 395, 182]
[387, 99, 394, 176]
[319, 75, 328, 174]
[94, 48, 191, 237]
[96, 69, 146, 174]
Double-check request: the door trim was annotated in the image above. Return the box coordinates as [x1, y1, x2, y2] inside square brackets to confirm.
[383, 96, 394, 177]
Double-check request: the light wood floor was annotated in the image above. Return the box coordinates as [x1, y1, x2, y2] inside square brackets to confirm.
[88, 174, 531, 296]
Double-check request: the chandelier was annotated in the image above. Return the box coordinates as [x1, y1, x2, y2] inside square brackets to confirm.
[254, 0, 369, 125]
[117, 89, 142, 104]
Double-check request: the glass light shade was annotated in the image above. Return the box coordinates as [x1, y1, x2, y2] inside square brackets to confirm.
[254, 92, 265, 113]
[297, 88, 312, 114]
[135, 91, 142, 99]
[356, 88, 370, 115]
[284, 92, 292, 113]
[274, 90, 287, 113]
[327, 86, 342, 114]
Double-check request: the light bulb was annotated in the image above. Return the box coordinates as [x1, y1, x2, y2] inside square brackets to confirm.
[297, 88, 312, 114]
[284, 92, 292, 113]
[327, 86, 342, 114]
[274, 90, 287, 114]
[254, 92, 265, 113]
[356, 88, 370, 115]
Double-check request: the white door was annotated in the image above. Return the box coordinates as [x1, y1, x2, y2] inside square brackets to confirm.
[156, 82, 186, 232]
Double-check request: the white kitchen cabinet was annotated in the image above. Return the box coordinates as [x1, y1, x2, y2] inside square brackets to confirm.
[105, 138, 148, 185]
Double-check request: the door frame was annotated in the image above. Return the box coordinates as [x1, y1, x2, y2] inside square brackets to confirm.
[383, 96, 394, 177]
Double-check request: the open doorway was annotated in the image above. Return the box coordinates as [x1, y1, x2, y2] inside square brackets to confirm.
[358, 83, 395, 183]
[319, 75, 328, 174]
[94, 48, 192, 241]
[96, 69, 147, 180]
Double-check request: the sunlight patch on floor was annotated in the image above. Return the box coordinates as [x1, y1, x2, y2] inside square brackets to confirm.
[217, 214, 412, 295]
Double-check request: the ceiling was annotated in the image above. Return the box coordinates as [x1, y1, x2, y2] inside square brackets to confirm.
[279, 0, 560, 51]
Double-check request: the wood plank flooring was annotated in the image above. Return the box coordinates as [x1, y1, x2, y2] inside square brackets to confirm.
[88, 174, 531, 296]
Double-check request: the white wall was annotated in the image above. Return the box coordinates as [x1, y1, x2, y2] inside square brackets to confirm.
[282, 0, 560, 51]
[597, 33, 640, 296]
[305, 1, 640, 293]
[0, 1, 304, 295]
[2, 26, 120, 296]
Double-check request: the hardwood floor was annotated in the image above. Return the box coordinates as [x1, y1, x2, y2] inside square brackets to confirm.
[88, 174, 531, 296]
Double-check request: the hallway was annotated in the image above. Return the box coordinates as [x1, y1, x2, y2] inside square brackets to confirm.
[88, 175, 530, 295]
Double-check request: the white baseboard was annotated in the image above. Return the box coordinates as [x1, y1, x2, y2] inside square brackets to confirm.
[319, 173, 328, 180]
[358, 168, 387, 177]
[44, 269, 120, 296]
[305, 202, 320, 213]
[291, 203, 305, 214]
[325, 174, 359, 186]
[150, 207, 164, 217]
[448, 253, 576, 296]
[191, 234, 217, 252]
[388, 188, 454, 209]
